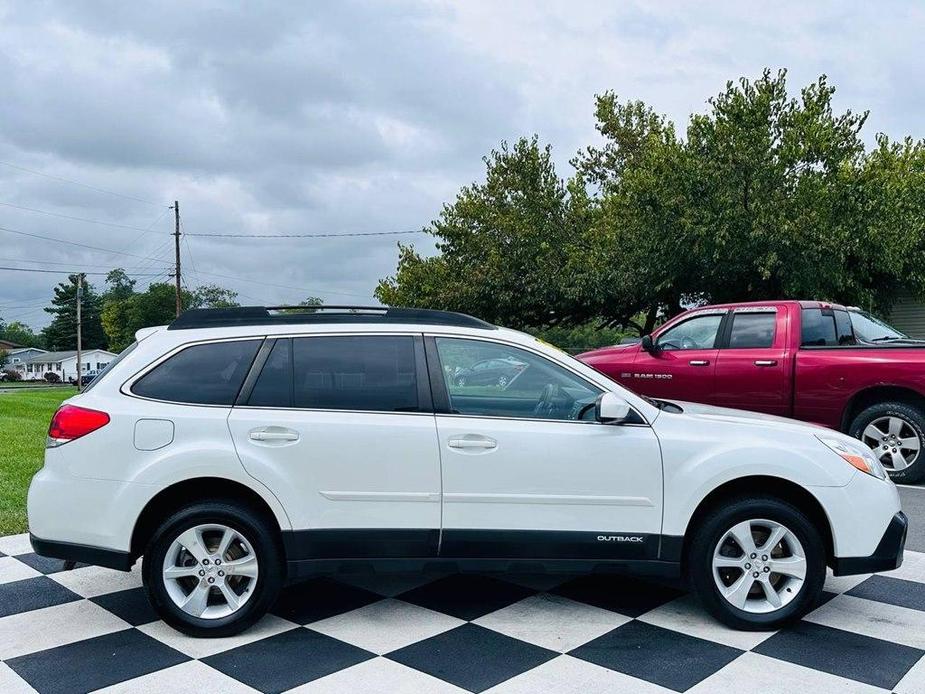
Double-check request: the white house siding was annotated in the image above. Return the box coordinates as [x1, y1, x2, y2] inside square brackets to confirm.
[20, 349, 116, 381]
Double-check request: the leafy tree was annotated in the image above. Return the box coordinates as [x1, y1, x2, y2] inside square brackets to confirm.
[101, 280, 242, 351]
[103, 269, 136, 302]
[189, 284, 239, 309]
[41, 275, 106, 351]
[0, 321, 43, 348]
[377, 137, 589, 329]
[0, 349, 7, 368]
[101, 282, 193, 352]
[278, 297, 323, 313]
[379, 69, 925, 333]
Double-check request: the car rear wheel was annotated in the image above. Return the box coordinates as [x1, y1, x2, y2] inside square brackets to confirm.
[849, 401, 925, 483]
[688, 496, 826, 630]
[142, 501, 283, 637]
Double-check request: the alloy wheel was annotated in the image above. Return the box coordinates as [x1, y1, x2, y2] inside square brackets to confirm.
[860, 415, 920, 471]
[162, 524, 259, 619]
[712, 518, 807, 614]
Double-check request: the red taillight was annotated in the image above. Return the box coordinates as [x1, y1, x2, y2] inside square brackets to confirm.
[47, 404, 110, 446]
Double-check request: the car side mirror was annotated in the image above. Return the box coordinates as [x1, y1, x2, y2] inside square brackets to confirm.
[640, 334, 658, 354]
[596, 392, 632, 424]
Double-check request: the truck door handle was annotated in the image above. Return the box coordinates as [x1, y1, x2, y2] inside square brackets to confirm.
[449, 436, 497, 449]
[688, 360, 710, 366]
[754, 360, 778, 367]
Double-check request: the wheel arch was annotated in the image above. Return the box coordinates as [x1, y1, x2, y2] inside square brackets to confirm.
[678, 475, 835, 571]
[130, 477, 285, 560]
[840, 385, 925, 432]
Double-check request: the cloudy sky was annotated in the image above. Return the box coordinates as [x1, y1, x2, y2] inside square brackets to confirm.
[1, 0, 923, 330]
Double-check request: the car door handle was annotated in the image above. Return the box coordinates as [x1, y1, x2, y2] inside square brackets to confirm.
[448, 436, 497, 449]
[249, 429, 299, 442]
[754, 360, 778, 367]
[688, 359, 710, 366]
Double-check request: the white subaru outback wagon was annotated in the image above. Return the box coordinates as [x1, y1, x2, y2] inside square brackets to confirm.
[28, 306, 906, 636]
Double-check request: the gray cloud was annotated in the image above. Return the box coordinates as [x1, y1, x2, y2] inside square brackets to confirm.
[0, 0, 923, 329]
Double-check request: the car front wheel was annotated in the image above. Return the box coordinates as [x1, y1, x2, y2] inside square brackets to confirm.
[688, 496, 826, 630]
[142, 501, 283, 637]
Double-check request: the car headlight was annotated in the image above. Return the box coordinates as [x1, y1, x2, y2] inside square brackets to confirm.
[816, 435, 888, 480]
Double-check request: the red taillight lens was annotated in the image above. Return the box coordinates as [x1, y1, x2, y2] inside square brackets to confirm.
[47, 404, 110, 446]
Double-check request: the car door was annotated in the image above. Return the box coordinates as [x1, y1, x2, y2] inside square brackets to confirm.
[629, 309, 727, 403]
[227, 334, 442, 559]
[428, 335, 664, 561]
[713, 306, 791, 416]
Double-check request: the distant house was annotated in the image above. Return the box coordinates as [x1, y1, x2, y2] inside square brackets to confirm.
[0, 339, 23, 351]
[12, 348, 117, 381]
[888, 291, 925, 339]
[4, 347, 48, 371]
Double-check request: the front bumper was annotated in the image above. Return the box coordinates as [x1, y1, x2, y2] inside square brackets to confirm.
[831, 511, 907, 576]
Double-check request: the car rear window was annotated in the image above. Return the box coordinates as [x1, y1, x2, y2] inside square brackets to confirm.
[290, 335, 418, 412]
[727, 312, 776, 348]
[244, 335, 420, 411]
[801, 308, 856, 347]
[132, 339, 261, 405]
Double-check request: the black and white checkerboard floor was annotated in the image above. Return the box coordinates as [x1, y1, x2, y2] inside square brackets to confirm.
[1, 534, 924, 693]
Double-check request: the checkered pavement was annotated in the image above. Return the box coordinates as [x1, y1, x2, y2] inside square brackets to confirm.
[1, 533, 924, 694]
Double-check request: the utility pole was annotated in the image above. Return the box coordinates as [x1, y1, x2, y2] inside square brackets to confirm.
[75, 273, 83, 393]
[173, 200, 182, 317]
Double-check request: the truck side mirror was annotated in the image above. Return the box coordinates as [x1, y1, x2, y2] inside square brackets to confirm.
[596, 392, 632, 424]
[640, 334, 658, 354]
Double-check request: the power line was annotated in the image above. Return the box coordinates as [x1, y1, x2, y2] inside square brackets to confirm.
[0, 256, 171, 272]
[0, 201, 172, 232]
[183, 229, 426, 238]
[0, 266, 167, 277]
[0, 160, 166, 206]
[0, 224, 161, 261]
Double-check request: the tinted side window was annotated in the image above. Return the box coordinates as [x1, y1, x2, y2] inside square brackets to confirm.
[132, 340, 261, 405]
[247, 339, 292, 407]
[801, 308, 837, 346]
[657, 314, 724, 351]
[727, 312, 776, 348]
[292, 336, 418, 412]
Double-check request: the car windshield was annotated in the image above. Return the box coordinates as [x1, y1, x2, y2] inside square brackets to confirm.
[849, 309, 908, 341]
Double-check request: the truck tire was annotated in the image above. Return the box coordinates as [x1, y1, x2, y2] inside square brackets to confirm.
[688, 496, 826, 630]
[849, 401, 925, 484]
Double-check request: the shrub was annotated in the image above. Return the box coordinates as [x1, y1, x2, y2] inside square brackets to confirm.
[43, 371, 61, 383]
[2, 369, 22, 381]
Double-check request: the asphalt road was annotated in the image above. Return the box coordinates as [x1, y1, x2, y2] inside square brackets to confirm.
[899, 485, 925, 552]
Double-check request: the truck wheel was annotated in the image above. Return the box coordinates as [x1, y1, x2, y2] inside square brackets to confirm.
[688, 496, 826, 630]
[142, 501, 284, 637]
[849, 401, 925, 484]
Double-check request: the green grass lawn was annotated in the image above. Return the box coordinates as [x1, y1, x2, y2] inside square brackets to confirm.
[0, 387, 75, 535]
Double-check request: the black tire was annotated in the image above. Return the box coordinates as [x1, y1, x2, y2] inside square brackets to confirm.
[848, 401, 925, 484]
[142, 500, 284, 638]
[688, 496, 826, 631]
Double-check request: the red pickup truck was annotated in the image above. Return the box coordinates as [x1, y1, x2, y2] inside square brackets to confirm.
[578, 300, 925, 483]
